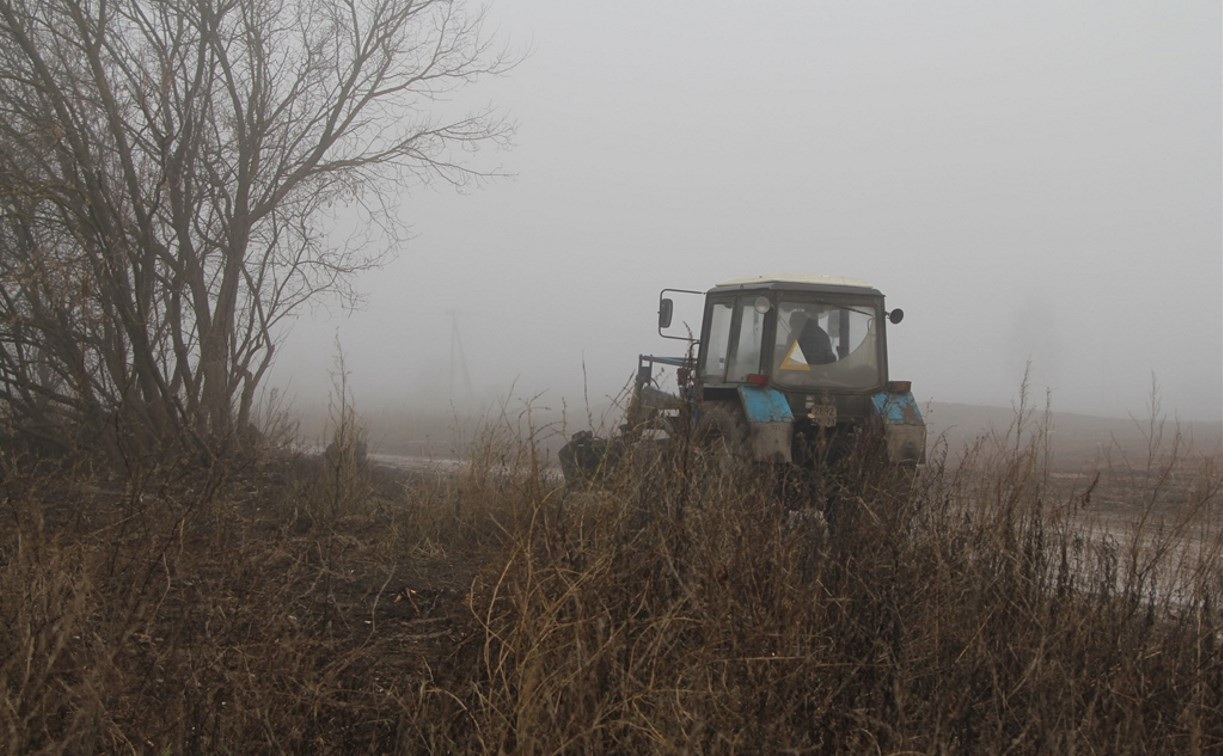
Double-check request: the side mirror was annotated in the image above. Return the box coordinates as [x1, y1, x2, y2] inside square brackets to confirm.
[658, 298, 674, 329]
[888, 308, 904, 325]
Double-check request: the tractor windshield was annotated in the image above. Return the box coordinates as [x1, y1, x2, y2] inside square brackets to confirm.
[771, 297, 883, 390]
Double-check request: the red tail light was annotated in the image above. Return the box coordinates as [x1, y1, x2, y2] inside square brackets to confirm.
[745, 373, 769, 387]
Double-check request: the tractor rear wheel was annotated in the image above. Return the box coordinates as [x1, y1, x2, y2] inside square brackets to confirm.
[695, 400, 750, 470]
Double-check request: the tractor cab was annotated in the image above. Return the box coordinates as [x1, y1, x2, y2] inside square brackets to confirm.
[695, 275, 894, 394]
[654, 274, 924, 467]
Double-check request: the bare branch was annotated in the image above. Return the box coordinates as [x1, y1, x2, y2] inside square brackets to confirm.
[0, 0, 512, 454]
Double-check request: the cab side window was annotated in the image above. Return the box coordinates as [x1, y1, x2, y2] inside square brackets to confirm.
[727, 299, 764, 381]
[701, 300, 734, 382]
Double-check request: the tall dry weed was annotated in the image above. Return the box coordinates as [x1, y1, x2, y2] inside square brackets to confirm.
[1, 394, 1220, 752]
[458, 400, 1223, 752]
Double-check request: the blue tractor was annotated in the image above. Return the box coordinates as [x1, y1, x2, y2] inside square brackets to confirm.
[559, 274, 925, 485]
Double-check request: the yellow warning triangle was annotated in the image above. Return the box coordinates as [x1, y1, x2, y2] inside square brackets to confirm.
[779, 342, 811, 371]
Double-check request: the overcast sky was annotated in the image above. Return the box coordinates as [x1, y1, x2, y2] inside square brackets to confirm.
[269, 1, 1222, 425]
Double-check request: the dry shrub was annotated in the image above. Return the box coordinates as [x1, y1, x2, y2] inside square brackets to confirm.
[0, 450, 448, 753]
[1, 404, 1221, 752]
[462, 412, 1223, 753]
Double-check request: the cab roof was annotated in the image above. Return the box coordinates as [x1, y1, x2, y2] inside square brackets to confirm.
[709, 274, 882, 297]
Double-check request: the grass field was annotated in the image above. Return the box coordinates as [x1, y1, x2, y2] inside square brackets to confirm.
[2, 403, 1221, 752]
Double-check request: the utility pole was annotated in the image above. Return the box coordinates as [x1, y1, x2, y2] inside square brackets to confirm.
[447, 310, 474, 401]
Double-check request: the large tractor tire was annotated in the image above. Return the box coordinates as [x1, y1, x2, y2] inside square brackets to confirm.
[695, 400, 751, 470]
[559, 430, 615, 488]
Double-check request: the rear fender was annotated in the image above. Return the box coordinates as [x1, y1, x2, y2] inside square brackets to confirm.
[736, 385, 794, 463]
[869, 390, 927, 465]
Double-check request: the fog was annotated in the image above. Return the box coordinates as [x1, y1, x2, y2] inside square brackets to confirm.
[268, 1, 1222, 431]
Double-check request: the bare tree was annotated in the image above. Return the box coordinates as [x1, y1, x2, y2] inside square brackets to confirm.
[0, 0, 511, 456]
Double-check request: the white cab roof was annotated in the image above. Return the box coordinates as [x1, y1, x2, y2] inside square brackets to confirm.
[715, 274, 876, 290]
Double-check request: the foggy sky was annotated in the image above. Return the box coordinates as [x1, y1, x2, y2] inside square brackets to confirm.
[269, 1, 1223, 426]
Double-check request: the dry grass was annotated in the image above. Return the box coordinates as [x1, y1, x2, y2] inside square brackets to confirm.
[2, 408, 1222, 752]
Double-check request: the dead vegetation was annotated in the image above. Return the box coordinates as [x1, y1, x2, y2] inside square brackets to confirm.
[2, 408, 1222, 752]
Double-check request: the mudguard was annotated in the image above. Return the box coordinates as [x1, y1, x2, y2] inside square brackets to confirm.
[736, 385, 794, 463]
[870, 390, 927, 465]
